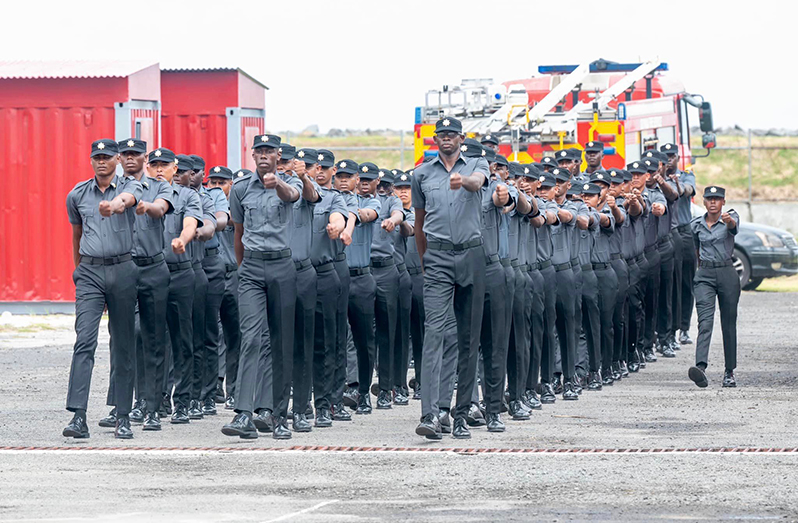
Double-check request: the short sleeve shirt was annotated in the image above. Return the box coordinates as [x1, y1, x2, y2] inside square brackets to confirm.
[163, 183, 204, 265]
[691, 210, 739, 263]
[310, 187, 349, 266]
[130, 176, 173, 258]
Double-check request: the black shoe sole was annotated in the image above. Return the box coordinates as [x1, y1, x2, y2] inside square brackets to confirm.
[142, 424, 161, 431]
[511, 415, 531, 421]
[272, 433, 292, 440]
[333, 415, 352, 422]
[252, 423, 273, 433]
[688, 367, 709, 388]
[114, 433, 134, 440]
[342, 396, 358, 409]
[63, 429, 90, 438]
[539, 397, 556, 405]
[202, 411, 217, 416]
[563, 395, 579, 401]
[415, 424, 442, 439]
[722, 382, 737, 388]
[170, 418, 190, 424]
[221, 427, 259, 439]
[376, 404, 392, 410]
[293, 426, 313, 432]
[98, 421, 116, 428]
[314, 421, 333, 428]
[487, 426, 506, 433]
[452, 432, 471, 439]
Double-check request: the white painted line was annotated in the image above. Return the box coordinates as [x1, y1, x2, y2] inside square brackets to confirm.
[262, 500, 338, 522]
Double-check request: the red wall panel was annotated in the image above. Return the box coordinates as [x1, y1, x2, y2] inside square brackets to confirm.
[0, 106, 115, 301]
[241, 116, 264, 172]
[161, 114, 228, 170]
[130, 108, 159, 150]
[161, 72, 238, 116]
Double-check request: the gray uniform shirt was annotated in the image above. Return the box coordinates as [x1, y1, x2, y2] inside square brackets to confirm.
[192, 189, 217, 265]
[230, 172, 303, 253]
[310, 186, 349, 266]
[411, 154, 489, 244]
[291, 178, 319, 262]
[577, 208, 600, 266]
[535, 198, 555, 262]
[481, 179, 505, 258]
[691, 210, 739, 263]
[632, 195, 649, 256]
[567, 199, 589, 262]
[590, 206, 615, 264]
[404, 209, 422, 270]
[202, 186, 229, 250]
[336, 191, 359, 259]
[677, 171, 696, 226]
[348, 194, 382, 269]
[643, 186, 667, 246]
[551, 200, 576, 265]
[163, 183, 204, 265]
[392, 207, 415, 266]
[66, 175, 143, 258]
[371, 193, 403, 259]
[609, 198, 629, 258]
[129, 175, 173, 259]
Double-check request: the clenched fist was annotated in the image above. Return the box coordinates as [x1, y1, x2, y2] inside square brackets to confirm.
[262, 173, 278, 189]
[136, 201, 149, 215]
[450, 172, 462, 190]
[721, 212, 735, 227]
[606, 195, 616, 208]
[340, 230, 352, 246]
[172, 238, 186, 254]
[382, 219, 396, 233]
[327, 221, 343, 239]
[494, 183, 509, 203]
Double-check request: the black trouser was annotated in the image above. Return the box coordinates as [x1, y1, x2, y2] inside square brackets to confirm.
[201, 254, 225, 402]
[670, 229, 684, 338]
[628, 256, 648, 357]
[191, 262, 208, 401]
[348, 271, 377, 397]
[393, 267, 412, 391]
[106, 260, 169, 413]
[571, 263, 584, 377]
[610, 259, 629, 364]
[332, 258, 350, 406]
[313, 264, 341, 410]
[478, 259, 509, 415]
[235, 256, 296, 418]
[656, 241, 675, 344]
[642, 248, 661, 351]
[694, 265, 740, 370]
[67, 260, 138, 416]
[594, 266, 619, 371]
[580, 267, 601, 373]
[533, 264, 558, 386]
[507, 267, 530, 402]
[292, 264, 317, 413]
[219, 270, 241, 398]
[554, 267, 577, 380]
[373, 263, 399, 393]
[164, 266, 195, 409]
[420, 246, 485, 419]
[680, 228, 697, 331]
[409, 269, 425, 385]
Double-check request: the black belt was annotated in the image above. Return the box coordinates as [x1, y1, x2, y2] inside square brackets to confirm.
[486, 253, 500, 265]
[168, 261, 192, 272]
[294, 258, 312, 271]
[192, 261, 202, 270]
[314, 261, 335, 273]
[500, 258, 511, 267]
[80, 253, 132, 266]
[657, 237, 672, 247]
[407, 267, 422, 275]
[511, 259, 521, 268]
[677, 224, 691, 233]
[592, 262, 611, 270]
[611, 253, 622, 260]
[205, 247, 219, 256]
[225, 263, 238, 274]
[538, 259, 552, 270]
[371, 257, 395, 268]
[244, 248, 292, 260]
[335, 253, 347, 262]
[554, 262, 572, 272]
[570, 258, 579, 268]
[699, 259, 733, 268]
[581, 263, 593, 271]
[644, 245, 657, 253]
[350, 267, 372, 276]
[427, 237, 483, 252]
[132, 252, 164, 267]
[521, 263, 531, 273]
[396, 263, 407, 273]
[635, 254, 646, 264]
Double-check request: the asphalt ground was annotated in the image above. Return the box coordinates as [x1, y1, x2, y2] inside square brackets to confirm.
[1, 291, 797, 521]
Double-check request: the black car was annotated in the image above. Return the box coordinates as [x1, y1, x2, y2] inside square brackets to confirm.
[732, 222, 798, 290]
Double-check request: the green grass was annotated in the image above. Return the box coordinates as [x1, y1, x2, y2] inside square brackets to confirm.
[282, 133, 798, 200]
[0, 323, 59, 333]
[754, 274, 798, 293]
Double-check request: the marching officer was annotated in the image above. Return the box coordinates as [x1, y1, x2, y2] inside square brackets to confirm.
[413, 117, 489, 440]
[688, 186, 740, 388]
[222, 134, 303, 440]
[207, 167, 241, 410]
[63, 139, 143, 439]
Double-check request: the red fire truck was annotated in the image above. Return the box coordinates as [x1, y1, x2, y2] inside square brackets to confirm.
[414, 59, 716, 170]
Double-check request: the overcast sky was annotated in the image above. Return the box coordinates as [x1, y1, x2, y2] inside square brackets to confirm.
[2, 0, 786, 132]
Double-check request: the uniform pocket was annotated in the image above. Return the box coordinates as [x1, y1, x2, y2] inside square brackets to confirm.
[313, 208, 330, 234]
[167, 211, 184, 235]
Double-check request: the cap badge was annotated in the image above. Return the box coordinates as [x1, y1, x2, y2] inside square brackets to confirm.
[539, 176, 545, 182]
[633, 162, 639, 168]
[318, 154, 324, 161]
[214, 166, 221, 173]
[237, 171, 244, 177]
[261, 135, 269, 143]
[127, 140, 135, 147]
[524, 167, 529, 174]
[584, 184, 590, 190]
[460, 145, 467, 152]
[97, 142, 105, 150]
[481, 150, 486, 156]
[665, 144, 672, 150]
[379, 172, 385, 178]
[298, 151, 305, 158]
[361, 166, 368, 173]
[442, 119, 450, 127]
[485, 135, 492, 140]
[400, 174, 407, 181]
[610, 171, 616, 177]
[154, 150, 162, 157]
[339, 162, 347, 168]
[559, 151, 566, 157]
[646, 152, 653, 157]
[597, 174, 604, 179]
[710, 187, 717, 193]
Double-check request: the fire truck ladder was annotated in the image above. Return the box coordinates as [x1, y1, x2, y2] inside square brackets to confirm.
[562, 60, 662, 119]
[527, 60, 593, 123]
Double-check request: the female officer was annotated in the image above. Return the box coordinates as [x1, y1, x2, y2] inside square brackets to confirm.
[688, 186, 740, 388]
